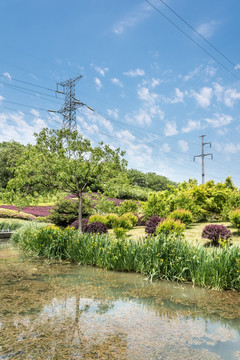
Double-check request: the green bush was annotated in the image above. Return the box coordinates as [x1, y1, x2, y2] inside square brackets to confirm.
[117, 200, 139, 215]
[0, 220, 24, 231]
[0, 208, 35, 220]
[50, 199, 92, 227]
[89, 214, 108, 225]
[113, 227, 128, 239]
[156, 218, 185, 237]
[116, 216, 133, 229]
[120, 212, 138, 227]
[229, 209, 240, 231]
[168, 209, 193, 227]
[105, 213, 119, 228]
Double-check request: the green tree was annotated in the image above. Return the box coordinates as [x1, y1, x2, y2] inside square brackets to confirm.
[8, 128, 126, 232]
[0, 141, 25, 188]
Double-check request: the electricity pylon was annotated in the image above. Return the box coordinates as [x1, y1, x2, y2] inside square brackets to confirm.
[48, 75, 93, 131]
[194, 135, 213, 184]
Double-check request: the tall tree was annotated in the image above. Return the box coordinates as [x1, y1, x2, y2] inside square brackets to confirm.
[0, 141, 25, 188]
[8, 128, 126, 231]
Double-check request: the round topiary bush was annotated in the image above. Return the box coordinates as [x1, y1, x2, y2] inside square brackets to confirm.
[168, 209, 193, 227]
[202, 224, 232, 245]
[84, 221, 108, 234]
[145, 215, 164, 235]
[156, 218, 185, 237]
[229, 209, 240, 231]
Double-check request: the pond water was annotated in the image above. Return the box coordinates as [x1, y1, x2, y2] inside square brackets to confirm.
[1, 243, 240, 360]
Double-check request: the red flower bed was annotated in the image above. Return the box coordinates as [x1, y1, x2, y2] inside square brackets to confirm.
[0, 205, 54, 217]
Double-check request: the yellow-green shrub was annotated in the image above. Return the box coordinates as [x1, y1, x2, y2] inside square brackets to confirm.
[156, 218, 185, 236]
[168, 209, 193, 227]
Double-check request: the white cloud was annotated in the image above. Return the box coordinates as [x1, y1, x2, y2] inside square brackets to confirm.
[113, 2, 152, 35]
[182, 120, 201, 133]
[224, 89, 240, 107]
[123, 68, 145, 77]
[191, 87, 212, 108]
[162, 88, 185, 104]
[178, 140, 189, 153]
[116, 129, 135, 144]
[235, 64, 240, 70]
[205, 65, 217, 77]
[94, 66, 109, 76]
[126, 108, 152, 126]
[3, 72, 11, 80]
[94, 77, 102, 91]
[205, 113, 233, 128]
[107, 108, 119, 119]
[111, 78, 123, 87]
[224, 143, 240, 154]
[0, 95, 4, 101]
[164, 122, 178, 136]
[183, 65, 202, 81]
[196, 20, 218, 38]
[213, 83, 224, 102]
[160, 142, 171, 152]
[138, 86, 158, 104]
[126, 143, 153, 169]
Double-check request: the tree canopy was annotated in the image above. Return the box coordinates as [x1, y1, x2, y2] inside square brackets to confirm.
[8, 128, 127, 231]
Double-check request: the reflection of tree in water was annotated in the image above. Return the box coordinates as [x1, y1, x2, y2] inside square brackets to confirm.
[1, 295, 127, 359]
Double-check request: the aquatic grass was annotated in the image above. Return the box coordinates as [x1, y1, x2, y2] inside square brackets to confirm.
[13, 224, 240, 291]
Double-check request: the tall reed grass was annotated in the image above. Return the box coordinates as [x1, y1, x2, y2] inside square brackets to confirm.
[11, 223, 240, 291]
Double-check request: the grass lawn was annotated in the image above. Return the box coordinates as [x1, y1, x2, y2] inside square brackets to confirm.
[110, 222, 240, 247]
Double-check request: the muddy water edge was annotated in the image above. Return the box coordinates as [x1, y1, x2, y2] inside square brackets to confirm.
[1, 243, 240, 360]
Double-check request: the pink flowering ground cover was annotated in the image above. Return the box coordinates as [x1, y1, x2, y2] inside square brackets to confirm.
[0, 205, 54, 217]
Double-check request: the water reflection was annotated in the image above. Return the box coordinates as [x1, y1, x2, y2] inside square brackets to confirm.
[1, 245, 240, 359]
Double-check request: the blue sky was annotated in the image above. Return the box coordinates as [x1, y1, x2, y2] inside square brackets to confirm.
[0, 0, 240, 186]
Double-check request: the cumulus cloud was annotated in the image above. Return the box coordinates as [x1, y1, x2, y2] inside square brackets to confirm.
[116, 129, 136, 144]
[107, 108, 119, 119]
[224, 89, 240, 107]
[182, 120, 201, 133]
[178, 140, 189, 153]
[162, 88, 185, 104]
[0, 95, 4, 101]
[126, 108, 152, 126]
[94, 66, 109, 76]
[205, 113, 233, 128]
[224, 143, 240, 154]
[111, 78, 123, 87]
[164, 122, 178, 136]
[196, 20, 218, 38]
[3, 72, 11, 80]
[123, 68, 145, 77]
[191, 87, 212, 108]
[138, 86, 158, 104]
[160, 142, 171, 152]
[94, 77, 102, 91]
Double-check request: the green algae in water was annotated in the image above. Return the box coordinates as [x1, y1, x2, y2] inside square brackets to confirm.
[1, 244, 240, 360]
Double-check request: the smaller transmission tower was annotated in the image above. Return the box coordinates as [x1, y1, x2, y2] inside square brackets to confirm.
[194, 135, 213, 184]
[48, 75, 93, 131]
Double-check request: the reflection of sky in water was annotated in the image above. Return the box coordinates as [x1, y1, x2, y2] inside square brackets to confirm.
[0, 245, 240, 360]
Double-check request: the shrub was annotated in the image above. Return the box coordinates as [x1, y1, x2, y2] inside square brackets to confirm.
[70, 218, 88, 230]
[229, 209, 240, 231]
[83, 221, 108, 234]
[88, 214, 108, 225]
[156, 218, 185, 237]
[135, 214, 147, 226]
[145, 215, 164, 235]
[105, 213, 119, 229]
[0, 220, 24, 231]
[120, 212, 138, 227]
[202, 224, 232, 245]
[113, 227, 128, 239]
[117, 199, 139, 215]
[0, 208, 35, 220]
[116, 216, 133, 230]
[168, 209, 193, 227]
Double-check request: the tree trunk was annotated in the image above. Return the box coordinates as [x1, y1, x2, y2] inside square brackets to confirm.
[78, 194, 82, 233]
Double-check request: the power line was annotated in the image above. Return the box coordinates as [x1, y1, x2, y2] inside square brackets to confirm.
[145, 0, 240, 82]
[156, 0, 239, 72]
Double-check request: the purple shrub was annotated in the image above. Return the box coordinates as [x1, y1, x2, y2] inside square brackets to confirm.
[145, 215, 164, 235]
[84, 221, 108, 234]
[70, 218, 88, 230]
[202, 224, 232, 245]
[135, 214, 147, 226]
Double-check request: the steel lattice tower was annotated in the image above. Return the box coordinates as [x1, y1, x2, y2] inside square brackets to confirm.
[57, 75, 83, 131]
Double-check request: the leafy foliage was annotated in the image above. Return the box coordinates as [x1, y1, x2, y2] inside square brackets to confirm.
[88, 214, 108, 225]
[0, 208, 35, 220]
[168, 209, 193, 227]
[117, 199, 139, 215]
[202, 224, 232, 245]
[120, 212, 138, 227]
[228, 209, 240, 231]
[128, 169, 177, 191]
[113, 227, 128, 239]
[156, 218, 185, 237]
[49, 199, 91, 227]
[145, 215, 164, 235]
[8, 128, 126, 232]
[70, 218, 88, 230]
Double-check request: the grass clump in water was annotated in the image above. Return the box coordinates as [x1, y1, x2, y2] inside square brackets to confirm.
[12, 224, 240, 291]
